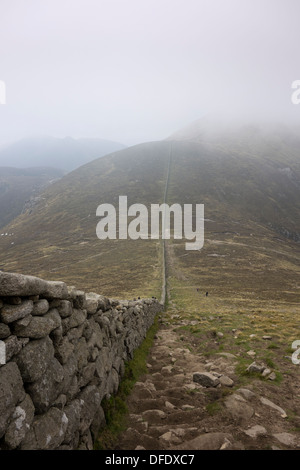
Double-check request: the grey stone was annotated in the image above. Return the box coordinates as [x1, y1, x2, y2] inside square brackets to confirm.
[20, 407, 69, 450]
[63, 399, 81, 446]
[85, 321, 103, 350]
[182, 404, 195, 410]
[53, 394, 67, 409]
[4, 335, 29, 361]
[50, 325, 63, 345]
[0, 323, 10, 339]
[0, 362, 25, 438]
[273, 432, 297, 446]
[15, 314, 32, 327]
[95, 354, 106, 380]
[193, 372, 220, 387]
[74, 337, 89, 371]
[63, 308, 87, 332]
[66, 285, 77, 300]
[262, 368, 272, 377]
[244, 425, 267, 438]
[219, 375, 234, 387]
[260, 397, 287, 418]
[159, 431, 181, 445]
[60, 356, 78, 398]
[0, 300, 33, 324]
[175, 432, 235, 450]
[116, 320, 124, 334]
[44, 308, 61, 329]
[247, 362, 266, 373]
[78, 385, 101, 434]
[4, 394, 35, 449]
[165, 400, 176, 410]
[85, 293, 100, 314]
[27, 357, 64, 413]
[32, 299, 49, 316]
[42, 281, 68, 300]
[55, 336, 74, 365]
[97, 295, 111, 312]
[78, 363, 96, 388]
[56, 300, 72, 318]
[247, 350, 256, 357]
[13, 336, 54, 383]
[141, 410, 166, 421]
[224, 394, 254, 423]
[236, 388, 256, 400]
[0, 272, 48, 296]
[13, 314, 58, 338]
[66, 323, 85, 342]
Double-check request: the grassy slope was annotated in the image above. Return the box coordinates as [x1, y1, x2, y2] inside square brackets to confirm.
[166, 140, 300, 305]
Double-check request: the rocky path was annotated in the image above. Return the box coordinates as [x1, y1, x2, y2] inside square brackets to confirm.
[115, 318, 300, 450]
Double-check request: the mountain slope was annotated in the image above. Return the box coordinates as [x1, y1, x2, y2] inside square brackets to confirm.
[0, 124, 299, 304]
[0, 166, 65, 229]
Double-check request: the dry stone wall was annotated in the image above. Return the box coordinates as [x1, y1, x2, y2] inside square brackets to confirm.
[0, 271, 162, 450]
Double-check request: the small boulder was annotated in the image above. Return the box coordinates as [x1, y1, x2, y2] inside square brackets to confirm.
[219, 375, 234, 387]
[193, 372, 220, 388]
[246, 362, 266, 373]
[244, 425, 267, 438]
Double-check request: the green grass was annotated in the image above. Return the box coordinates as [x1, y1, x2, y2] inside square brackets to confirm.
[94, 315, 160, 450]
[205, 401, 222, 416]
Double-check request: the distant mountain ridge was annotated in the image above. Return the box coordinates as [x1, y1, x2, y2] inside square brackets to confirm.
[0, 136, 126, 172]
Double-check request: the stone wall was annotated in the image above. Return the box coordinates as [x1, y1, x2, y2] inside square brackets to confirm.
[0, 271, 162, 450]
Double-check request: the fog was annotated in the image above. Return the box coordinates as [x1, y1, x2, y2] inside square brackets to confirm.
[0, 0, 299, 149]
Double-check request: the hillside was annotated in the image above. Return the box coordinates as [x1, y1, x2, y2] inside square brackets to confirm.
[0, 166, 65, 229]
[0, 123, 299, 305]
[0, 142, 171, 297]
[0, 136, 126, 172]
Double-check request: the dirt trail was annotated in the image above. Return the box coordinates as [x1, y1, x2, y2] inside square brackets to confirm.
[115, 315, 300, 451]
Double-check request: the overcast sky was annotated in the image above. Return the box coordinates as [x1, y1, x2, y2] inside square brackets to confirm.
[0, 0, 299, 146]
